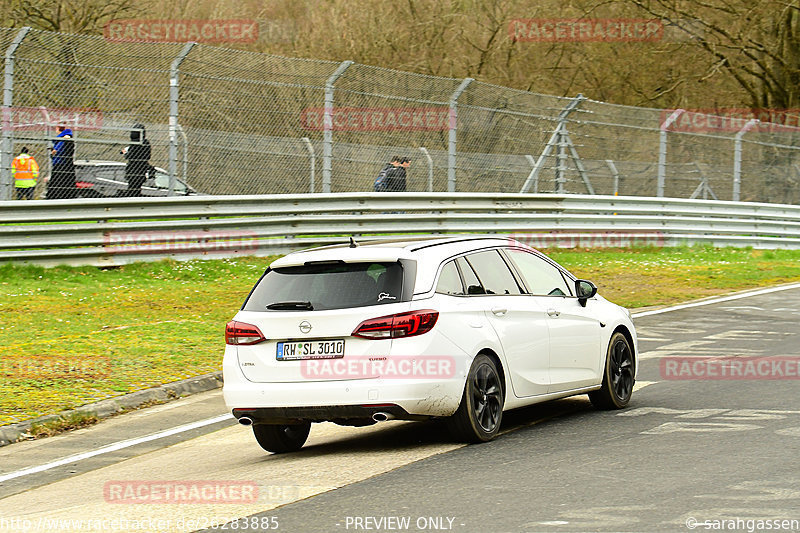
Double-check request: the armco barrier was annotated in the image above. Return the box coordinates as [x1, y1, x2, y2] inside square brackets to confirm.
[2, 193, 800, 266]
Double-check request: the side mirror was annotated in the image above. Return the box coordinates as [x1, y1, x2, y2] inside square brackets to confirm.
[575, 279, 597, 307]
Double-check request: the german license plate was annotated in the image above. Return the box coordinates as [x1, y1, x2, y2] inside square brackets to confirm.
[276, 339, 345, 360]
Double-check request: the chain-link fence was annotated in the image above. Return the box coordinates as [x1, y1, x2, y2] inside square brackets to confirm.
[1, 25, 799, 203]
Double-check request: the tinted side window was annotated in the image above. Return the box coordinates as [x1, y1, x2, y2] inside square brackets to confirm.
[506, 250, 572, 296]
[436, 260, 465, 295]
[455, 257, 485, 295]
[464, 250, 522, 295]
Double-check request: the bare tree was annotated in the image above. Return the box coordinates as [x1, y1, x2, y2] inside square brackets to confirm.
[625, 0, 800, 110]
[5, 0, 142, 33]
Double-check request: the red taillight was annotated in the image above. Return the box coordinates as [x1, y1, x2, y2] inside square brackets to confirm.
[75, 181, 93, 189]
[225, 321, 266, 345]
[352, 310, 439, 339]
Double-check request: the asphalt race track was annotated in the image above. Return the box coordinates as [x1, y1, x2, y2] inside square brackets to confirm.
[1, 284, 800, 533]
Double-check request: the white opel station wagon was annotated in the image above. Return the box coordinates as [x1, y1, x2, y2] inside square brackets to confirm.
[223, 236, 638, 453]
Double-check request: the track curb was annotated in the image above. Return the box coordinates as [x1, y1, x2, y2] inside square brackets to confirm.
[0, 371, 223, 447]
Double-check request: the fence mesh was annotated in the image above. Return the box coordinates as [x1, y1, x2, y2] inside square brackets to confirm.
[1, 26, 799, 203]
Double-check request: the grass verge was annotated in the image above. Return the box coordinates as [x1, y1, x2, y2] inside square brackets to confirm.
[2, 246, 800, 425]
[26, 411, 100, 439]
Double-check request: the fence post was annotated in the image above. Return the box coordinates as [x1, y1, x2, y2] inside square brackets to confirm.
[1, 27, 31, 201]
[657, 108, 685, 198]
[322, 60, 353, 194]
[418, 146, 433, 192]
[447, 78, 473, 193]
[168, 42, 196, 197]
[556, 127, 568, 193]
[733, 118, 759, 202]
[523, 155, 537, 193]
[520, 94, 585, 194]
[606, 160, 620, 196]
[302, 137, 315, 193]
[177, 124, 188, 185]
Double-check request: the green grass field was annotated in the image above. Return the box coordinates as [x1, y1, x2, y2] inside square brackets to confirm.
[2, 246, 800, 425]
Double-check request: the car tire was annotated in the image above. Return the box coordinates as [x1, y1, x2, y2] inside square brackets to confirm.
[589, 332, 635, 410]
[252, 422, 311, 453]
[446, 353, 504, 443]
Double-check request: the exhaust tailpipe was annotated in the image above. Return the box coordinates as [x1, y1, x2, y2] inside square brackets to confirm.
[238, 416, 253, 426]
[372, 412, 394, 422]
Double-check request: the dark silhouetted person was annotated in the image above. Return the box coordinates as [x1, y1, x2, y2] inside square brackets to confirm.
[374, 155, 401, 192]
[385, 156, 410, 192]
[122, 123, 151, 196]
[48, 125, 76, 199]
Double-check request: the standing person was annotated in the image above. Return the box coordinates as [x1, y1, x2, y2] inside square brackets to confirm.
[374, 155, 400, 192]
[11, 147, 39, 200]
[385, 156, 410, 192]
[48, 125, 76, 199]
[122, 123, 151, 196]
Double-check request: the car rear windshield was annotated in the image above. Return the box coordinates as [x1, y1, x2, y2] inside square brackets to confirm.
[244, 261, 406, 311]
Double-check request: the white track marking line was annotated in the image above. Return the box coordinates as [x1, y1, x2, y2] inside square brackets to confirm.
[631, 283, 800, 318]
[0, 413, 232, 483]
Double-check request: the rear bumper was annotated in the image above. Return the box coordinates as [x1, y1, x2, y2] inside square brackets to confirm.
[231, 404, 423, 425]
[223, 349, 465, 420]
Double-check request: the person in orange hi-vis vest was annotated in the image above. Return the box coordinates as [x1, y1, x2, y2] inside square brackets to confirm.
[12, 147, 40, 200]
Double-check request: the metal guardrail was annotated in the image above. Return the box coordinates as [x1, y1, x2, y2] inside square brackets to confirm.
[2, 194, 800, 266]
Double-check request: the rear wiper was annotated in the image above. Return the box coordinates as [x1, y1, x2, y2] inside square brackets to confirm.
[266, 301, 314, 310]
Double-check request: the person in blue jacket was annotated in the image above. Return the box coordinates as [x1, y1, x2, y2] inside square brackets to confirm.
[48, 125, 76, 199]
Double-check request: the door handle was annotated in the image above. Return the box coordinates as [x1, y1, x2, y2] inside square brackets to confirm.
[547, 309, 560, 317]
[491, 307, 507, 316]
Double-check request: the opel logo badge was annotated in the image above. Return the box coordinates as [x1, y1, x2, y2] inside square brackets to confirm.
[299, 321, 312, 334]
